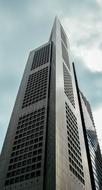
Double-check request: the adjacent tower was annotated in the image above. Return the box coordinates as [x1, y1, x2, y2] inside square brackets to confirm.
[0, 17, 101, 190]
[79, 92, 102, 190]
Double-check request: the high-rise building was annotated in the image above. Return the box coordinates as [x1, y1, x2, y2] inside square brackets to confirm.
[0, 17, 101, 190]
[73, 62, 102, 190]
[79, 92, 102, 190]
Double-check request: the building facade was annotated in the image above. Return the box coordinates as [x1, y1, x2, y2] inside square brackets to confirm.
[0, 17, 101, 190]
[79, 92, 102, 190]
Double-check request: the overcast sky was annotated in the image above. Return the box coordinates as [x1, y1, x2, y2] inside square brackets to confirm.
[0, 0, 102, 153]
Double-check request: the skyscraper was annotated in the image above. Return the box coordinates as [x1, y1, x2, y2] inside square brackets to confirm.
[79, 92, 102, 190]
[0, 17, 101, 190]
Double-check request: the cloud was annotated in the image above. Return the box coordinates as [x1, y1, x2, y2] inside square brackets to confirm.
[96, 0, 102, 7]
[75, 47, 102, 72]
[62, 15, 102, 72]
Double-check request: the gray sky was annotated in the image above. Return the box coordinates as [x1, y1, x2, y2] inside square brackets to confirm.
[0, 0, 102, 152]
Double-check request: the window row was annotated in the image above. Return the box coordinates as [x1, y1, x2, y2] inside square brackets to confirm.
[5, 108, 46, 186]
[68, 146, 82, 163]
[10, 148, 42, 164]
[67, 123, 79, 143]
[67, 127, 80, 147]
[8, 155, 42, 171]
[68, 137, 81, 156]
[15, 127, 44, 139]
[22, 67, 48, 108]
[69, 157, 84, 177]
[65, 102, 85, 184]
[68, 149, 83, 169]
[5, 170, 41, 186]
[11, 142, 43, 158]
[31, 43, 50, 70]
[14, 132, 44, 146]
[12, 136, 43, 152]
[70, 165, 85, 185]
[7, 162, 41, 178]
